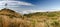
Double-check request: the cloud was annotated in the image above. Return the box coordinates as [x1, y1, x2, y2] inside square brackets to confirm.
[18, 1, 34, 6]
[21, 10, 47, 14]
[2, 0, 15, 1]
[0, 1, 34, 6]
[20, 9, 60, 14]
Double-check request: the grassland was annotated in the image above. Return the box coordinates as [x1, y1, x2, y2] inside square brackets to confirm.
[0, 8, 60, 27]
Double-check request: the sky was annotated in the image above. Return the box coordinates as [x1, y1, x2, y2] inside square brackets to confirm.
[0, 0, 60, 14]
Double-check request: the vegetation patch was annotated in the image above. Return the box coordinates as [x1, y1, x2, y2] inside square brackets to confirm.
[47, 13, 57, 17]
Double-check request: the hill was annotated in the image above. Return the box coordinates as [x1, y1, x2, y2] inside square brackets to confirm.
[24, 11, 60, 17]
[24, 11, 60, 27]
[0, 8, 22, 18]
[0, 8, 60, 27]
[0, 8, 29, 27]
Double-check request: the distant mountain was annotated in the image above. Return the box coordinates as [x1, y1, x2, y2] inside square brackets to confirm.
[21, 10, 60, 14]
[24, 11, 60, 18]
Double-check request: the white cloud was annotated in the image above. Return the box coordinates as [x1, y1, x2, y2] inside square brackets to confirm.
[21, 9, 60, 14]
[0, 1, 34, 11]
[18, 1, 34, 6]
[0, 1, 34, 10]
[2, 0, 14, 1]
[0, 1, 34, 6]
[21, 10, 47, 14]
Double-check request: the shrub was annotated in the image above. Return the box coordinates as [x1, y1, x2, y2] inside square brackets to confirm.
[47, 13, 56, 17]
[51, 18, 57, 20]
[9, 22, 20, 27]
[51, 21, 60, 27]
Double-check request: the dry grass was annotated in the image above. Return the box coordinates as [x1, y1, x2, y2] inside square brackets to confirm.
[0, 15, 33, 27]
[0, 9, 60, 27]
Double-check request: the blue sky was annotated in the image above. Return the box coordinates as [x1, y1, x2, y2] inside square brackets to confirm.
[14, 0, 60, 10]
[20, 0, 60, 10]
[0, 0, 60, 14]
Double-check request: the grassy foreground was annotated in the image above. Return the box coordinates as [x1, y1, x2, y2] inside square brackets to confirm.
[0, 8, 60, 27]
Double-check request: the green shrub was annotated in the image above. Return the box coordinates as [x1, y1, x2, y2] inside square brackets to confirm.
[47, 13, 56, 17]
[51, 18, 57, 20]
[51, 21, 60, 27]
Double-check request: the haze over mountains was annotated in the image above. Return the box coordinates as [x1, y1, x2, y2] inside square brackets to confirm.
[20, 10, 60, 14]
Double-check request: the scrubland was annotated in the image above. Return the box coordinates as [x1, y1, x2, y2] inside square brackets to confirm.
[0, 8, 60, 27]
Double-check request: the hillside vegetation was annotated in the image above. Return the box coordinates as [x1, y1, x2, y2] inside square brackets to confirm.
[0, 8, 60, 27]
